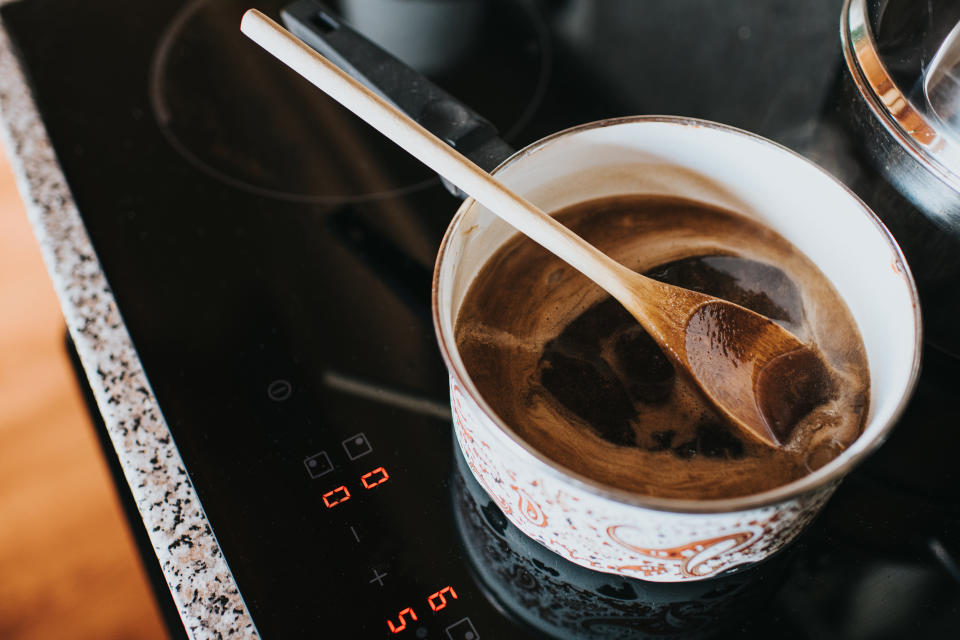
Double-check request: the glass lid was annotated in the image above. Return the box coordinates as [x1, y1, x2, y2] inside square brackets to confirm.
[843, 0, 960, 183]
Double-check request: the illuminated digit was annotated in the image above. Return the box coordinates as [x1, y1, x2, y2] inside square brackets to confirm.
[322, 485, 351, 508]
[427, 586, 458, 612]
[361, 466, 389, 489]
[386, 607, 417, 633]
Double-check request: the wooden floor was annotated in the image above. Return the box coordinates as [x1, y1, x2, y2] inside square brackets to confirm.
[0, 146, 168, 638]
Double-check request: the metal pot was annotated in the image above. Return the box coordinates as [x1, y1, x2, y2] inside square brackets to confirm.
[840, 0, 960, 357]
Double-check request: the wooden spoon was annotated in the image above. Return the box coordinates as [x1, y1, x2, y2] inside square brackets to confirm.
[240, 9, 833, 448]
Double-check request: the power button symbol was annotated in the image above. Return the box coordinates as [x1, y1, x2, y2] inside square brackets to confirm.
[267, 379, 292, 402]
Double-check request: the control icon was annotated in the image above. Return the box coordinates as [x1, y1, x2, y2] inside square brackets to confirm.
[369, 568, 388, 587]
[267, 379, 292, 401]
[445, 618, 478, 640]
[342, 432, 372, 460]
[303, 451, 333, 479]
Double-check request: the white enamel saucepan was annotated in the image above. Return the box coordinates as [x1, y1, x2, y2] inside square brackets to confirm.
[242, 6, 921, 581]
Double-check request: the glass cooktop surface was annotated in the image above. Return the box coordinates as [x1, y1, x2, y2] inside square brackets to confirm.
[3, 0, 959, 637]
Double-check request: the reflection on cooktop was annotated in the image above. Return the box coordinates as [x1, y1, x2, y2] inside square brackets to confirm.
[450, 446, 790, 639]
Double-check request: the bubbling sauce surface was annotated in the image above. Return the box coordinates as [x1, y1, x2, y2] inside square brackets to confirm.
[454, 195, 870, 500]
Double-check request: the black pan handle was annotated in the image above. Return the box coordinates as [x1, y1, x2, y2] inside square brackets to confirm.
[280, 0, 515, 195]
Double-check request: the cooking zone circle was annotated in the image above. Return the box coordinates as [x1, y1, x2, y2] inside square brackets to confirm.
[149, 0, 551, 203]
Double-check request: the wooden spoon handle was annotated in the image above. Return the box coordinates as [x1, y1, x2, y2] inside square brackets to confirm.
[240, 9, 641, 306]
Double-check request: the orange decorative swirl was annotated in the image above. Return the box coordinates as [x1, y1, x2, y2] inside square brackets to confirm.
[608, 526, 756, 578]
[513, 486, 548, 527]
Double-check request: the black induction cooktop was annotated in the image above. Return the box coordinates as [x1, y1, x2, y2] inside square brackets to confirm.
[4, 0, 960, 637]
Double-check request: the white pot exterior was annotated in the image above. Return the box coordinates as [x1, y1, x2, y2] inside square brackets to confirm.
[433, 117, 921, 582]
[451, 379, 835, 581]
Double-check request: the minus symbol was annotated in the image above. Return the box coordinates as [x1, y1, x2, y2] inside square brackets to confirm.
[350, 526, 360, 542]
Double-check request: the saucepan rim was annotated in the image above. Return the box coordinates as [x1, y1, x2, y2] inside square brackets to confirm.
[431, 114, 923, 515]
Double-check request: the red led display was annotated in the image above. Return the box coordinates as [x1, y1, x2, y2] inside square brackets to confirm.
[386, 607, 417, 634]
[427, 586, 458, 612]
[322, 485, 350, 508]
[385, 585, 460, 633]
[361, 466, 389, 489]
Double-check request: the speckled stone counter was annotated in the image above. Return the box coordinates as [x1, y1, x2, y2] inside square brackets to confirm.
[0, 7, 258, 639]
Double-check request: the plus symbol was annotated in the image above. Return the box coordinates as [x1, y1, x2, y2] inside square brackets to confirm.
[369, 568, 388, 587]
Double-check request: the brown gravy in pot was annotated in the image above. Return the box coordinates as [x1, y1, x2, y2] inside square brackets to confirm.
[454, 195, 869, 500]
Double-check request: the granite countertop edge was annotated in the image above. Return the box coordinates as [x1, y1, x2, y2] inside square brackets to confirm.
[0, 14, 259, 640]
